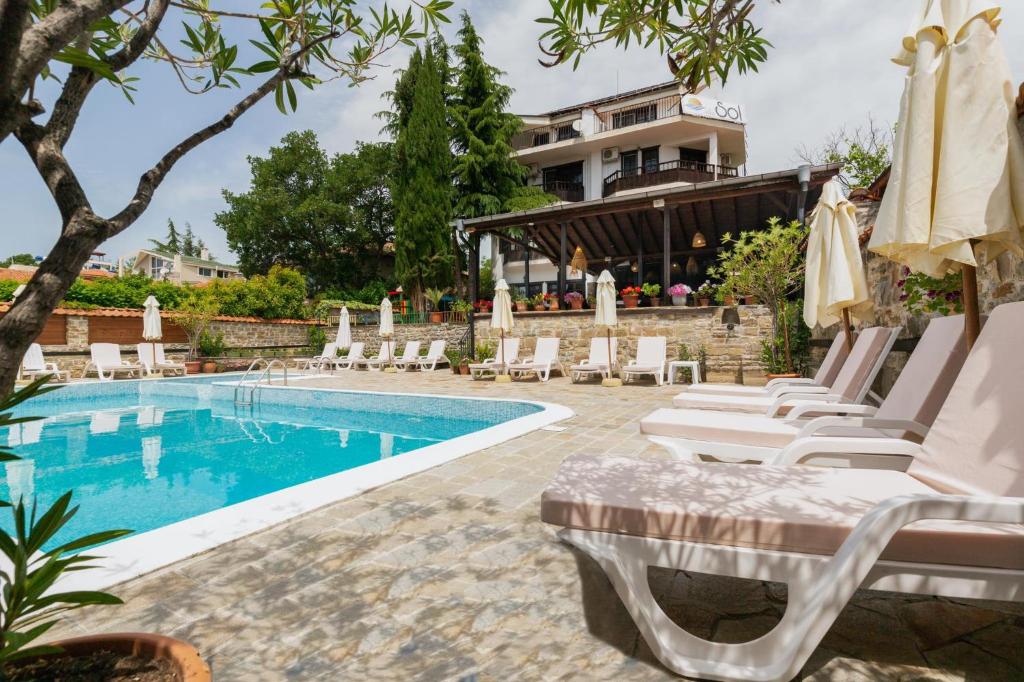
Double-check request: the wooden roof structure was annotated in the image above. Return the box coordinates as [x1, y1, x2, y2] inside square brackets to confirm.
[463, 164, 841, 272]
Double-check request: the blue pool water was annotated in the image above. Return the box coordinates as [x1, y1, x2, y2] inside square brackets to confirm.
[1, 379, 540, 548]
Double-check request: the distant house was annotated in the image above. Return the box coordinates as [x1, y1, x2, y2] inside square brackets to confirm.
[1, 258, 115, 282]
[131, 248, 244, 284]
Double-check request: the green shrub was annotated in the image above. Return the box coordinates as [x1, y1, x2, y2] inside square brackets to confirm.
[198, 331, 227, 357]
[0, 280, 21, 302]
[308, 324, 327, 351]
[475, 340, 496, 360]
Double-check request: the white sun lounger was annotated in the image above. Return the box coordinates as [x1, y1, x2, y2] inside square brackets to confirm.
[354, 340, 398, 370]
[18, 343, 69, 382]
[509, 337, 564, 382]
[294, 342, 338, 371]
[542, 302, 1024, 682]
[621, 336, 667, 385]
[392, 341, 424, 370]
[682, 332, 854, 397]
[672, 326, 899, 416]
[469, 338, 520, 379]
[415, 340, 449, 371]
[136, 343, 187, 376]
[83, 343, 143, 381]
[570, 337, 618, 383]
[643, 314, 970, 468]
[327, 342, 365, 371]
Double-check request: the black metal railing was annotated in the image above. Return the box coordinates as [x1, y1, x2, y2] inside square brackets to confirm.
[595, 95, 681, 133]
[602, 159, 740, 196]
[511, 120, 582, 150]
[543, 180, 585, 202]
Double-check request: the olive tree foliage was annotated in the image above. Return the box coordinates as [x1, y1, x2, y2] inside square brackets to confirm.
[797, 114, 892, 191]
[0, 0, 452, 394]
[537, 0, 777, 90]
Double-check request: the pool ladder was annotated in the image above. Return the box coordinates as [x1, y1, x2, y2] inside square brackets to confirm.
[234, 358, 288, 407]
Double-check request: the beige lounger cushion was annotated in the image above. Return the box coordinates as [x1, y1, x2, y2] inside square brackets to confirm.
[541, 454, 1024, 570]
[640, 408, 802, 449]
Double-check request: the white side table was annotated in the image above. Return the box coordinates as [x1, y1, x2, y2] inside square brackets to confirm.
[668, 360, 702, 385]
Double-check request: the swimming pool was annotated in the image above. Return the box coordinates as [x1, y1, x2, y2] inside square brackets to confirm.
[1, 377, 570, 588]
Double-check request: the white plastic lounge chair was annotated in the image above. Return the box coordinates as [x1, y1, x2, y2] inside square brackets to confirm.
[392, 341, 423, 370]
[643, 314, 970, 468]
[621, 336, 667, 385]
[354, 340, 397, 370]
[294, 342, 338, 371]
[542, 302, 1024, 682]
[18, 343, 69, 382]
[415, 340, 449, 371]
[89, 410, 123, 434]
[328, 342, 365, 371]
[136, 343, 187, 376]
[469, 338, 520, 379]
[509, 337, 564, 382]
[672, 326, 899, 416]
[82, 343, 143, 381]
[570, 337, 618, 383]
[682, 332, 854, 397]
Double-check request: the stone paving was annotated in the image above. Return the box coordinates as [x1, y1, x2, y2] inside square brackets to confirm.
[52, 370, 1023, 680]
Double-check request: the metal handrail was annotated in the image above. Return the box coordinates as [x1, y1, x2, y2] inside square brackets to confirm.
[233, 357, 288, 406]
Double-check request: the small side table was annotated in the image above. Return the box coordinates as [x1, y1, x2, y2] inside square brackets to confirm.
[668, 360, 702, 385]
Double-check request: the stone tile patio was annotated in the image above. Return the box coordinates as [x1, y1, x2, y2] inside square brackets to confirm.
[51, 371, 1022, 680]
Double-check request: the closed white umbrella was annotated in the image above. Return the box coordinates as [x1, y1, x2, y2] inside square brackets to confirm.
[804, 179, 873, 350]
[142, 295, 162, 368]
[141, 435, 162, 480]
[869, 0, 1024, 348]
[335, 306, 352, 349]
[378, 297, 394, 369]
[595, 270, 619, 386]
[491, 279, 514, 380]
[11, 284, 26, 300]
[379, 432, 394, 459]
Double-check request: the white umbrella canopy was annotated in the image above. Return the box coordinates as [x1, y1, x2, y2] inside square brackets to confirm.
[491, 279, 515, 366]
[142, 295, 162, 341]
[804, 180, 873, 347]
[335, 306, 352, 348]
[378, 297, 394, 365]
[595, 270, 618, 328]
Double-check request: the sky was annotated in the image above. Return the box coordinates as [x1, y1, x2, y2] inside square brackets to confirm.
[2, 0, 1023, 265]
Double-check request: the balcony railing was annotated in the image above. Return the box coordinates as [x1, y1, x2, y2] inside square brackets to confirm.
[595, 95, 681, 133]
[602, 159, 739, 196]
[511, 119, 582, 151]
[544, 180, 585, 202]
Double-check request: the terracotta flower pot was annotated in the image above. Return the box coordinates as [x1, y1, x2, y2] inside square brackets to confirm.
[201, 360, 217, 373]
[698, 298, 710, 307]
[549, 299, 560, 310]
[16, 633, 210, 682]
[622, 295, 639, 309]
[459, 363, 470, 375]
[429, 312, 443, 323]
[570, 299, 583, 310]
[744, 295, 759, 305]
[723, 295, 737, 306]
[533, 304, 545, 312]
[649, 297, 662, 307]
[515, 302, 528, 312]
[184, 360, 201, 375]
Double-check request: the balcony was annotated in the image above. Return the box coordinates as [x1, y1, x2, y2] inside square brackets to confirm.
[603, 160, 739, 196]
[511, 119, 582, 151]
[595, 95, 682, 134]
[544, 180, 585, 202]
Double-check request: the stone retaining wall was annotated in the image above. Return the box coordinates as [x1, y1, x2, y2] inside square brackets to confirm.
[473, 305, 774, 383]
[348, 322, 470, 355]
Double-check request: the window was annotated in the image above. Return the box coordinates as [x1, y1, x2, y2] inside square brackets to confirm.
[611, 103, 657, 129]
[149, 257, 164, 279]
[620, 151, 639, 176]
[679, 147, 708, 166]
[641, 147, 660, 174]
[217, 270, 231, 278]
[198, 267, 213, 277]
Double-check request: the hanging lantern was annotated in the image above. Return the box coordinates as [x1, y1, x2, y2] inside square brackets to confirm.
[686, 256, 698, 276]
[569, 246, 587, 276]
[691, 231, 707, 248]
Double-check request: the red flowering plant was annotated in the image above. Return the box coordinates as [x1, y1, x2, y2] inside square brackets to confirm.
[619, 286, 642, 298]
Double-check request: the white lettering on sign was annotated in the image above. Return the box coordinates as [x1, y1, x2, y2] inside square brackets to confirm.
[681, 95, 745, 124]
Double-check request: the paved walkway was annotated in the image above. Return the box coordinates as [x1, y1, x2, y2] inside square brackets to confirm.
[53, 371, 1022, 680]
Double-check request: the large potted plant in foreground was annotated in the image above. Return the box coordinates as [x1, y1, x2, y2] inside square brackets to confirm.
[174, 295, 219, 375]
[424, 288, 446, 323]
[0, 380, 211, 681]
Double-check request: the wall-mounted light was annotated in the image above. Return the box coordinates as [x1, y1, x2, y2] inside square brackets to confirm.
[671, 261, 680, 271]
[630, 261, 638, 273]
[721, 306, 741, 333]
[692, 231, 707, 248]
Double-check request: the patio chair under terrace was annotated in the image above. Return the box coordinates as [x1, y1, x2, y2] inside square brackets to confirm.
[137, 343, 187, 377]
[641, 313, 970, 468]
[83, 343, 143, 381]
[672, 326, 900, 416]
[509, 337, 563, 382]
[541, 301, 1024, 682]
[621, 336, 667, 385]
[569, 337, 618, 383]
[18, 343, 69, 383]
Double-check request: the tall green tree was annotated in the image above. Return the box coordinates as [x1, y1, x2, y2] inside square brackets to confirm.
[451, 12, 525, 219]
[0, 254, 36, 268]
[150, 219, 182, 254]
[393, 44, 454, 309]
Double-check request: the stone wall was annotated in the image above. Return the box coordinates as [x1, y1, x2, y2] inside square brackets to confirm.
[473, 305, 774, 383]
[348, 321, 470, 355]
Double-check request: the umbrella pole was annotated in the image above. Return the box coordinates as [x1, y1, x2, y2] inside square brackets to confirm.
[606, 329, 612, 380]
[841, 308, 854, 351]
[962, 265, 981, 351]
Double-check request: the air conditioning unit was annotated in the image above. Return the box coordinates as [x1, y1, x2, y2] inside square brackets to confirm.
[719, 153, 733, 166]
[601, 147, 619, 162]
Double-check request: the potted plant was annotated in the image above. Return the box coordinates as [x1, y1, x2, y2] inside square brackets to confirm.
[450, 299, 473, 322]
[445, 348, 462, 374]
[424, 287, 446, 323]
[0, 381, 212, 682]
[459, 357, 471, 375]
[513, 291, 529, 313]
[620, 286, 641, 308]
[548, 292, 560, 311]
[694, 281, 716, 307]
[198, 331, 226, 373]
[174, 295, 219, 374]
[477, 299, 491, 314]
[531, 293, 546, 312]
[564, 291, 584, 310]
[743, 294, 759, 305]
[641, 282, 662, 307]
[668, 283, 692, 306]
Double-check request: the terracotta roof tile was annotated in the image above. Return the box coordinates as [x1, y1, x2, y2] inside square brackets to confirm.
[0, 304, 312, 324]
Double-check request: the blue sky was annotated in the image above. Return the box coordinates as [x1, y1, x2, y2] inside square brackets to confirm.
[2, 0, 1023, 264]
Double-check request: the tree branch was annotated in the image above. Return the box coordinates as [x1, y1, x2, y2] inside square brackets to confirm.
[14, 120, 93, 225]
[0, 0, 35, 141]
[108, 0, 169, 70]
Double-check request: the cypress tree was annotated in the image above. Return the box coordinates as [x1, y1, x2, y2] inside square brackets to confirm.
[451, 11, 525, 219]
[393, 44, 453, 310]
